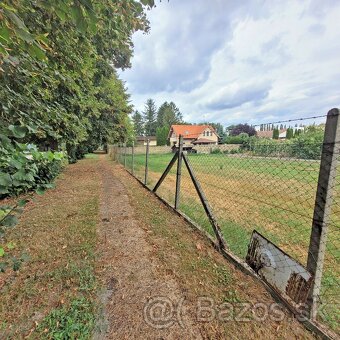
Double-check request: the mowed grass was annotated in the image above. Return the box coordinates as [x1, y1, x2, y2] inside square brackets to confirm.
[121, 152, 340, 332]
[0, 158, 100, 339]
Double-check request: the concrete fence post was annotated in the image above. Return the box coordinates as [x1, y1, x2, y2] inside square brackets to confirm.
[175, 135, 183, 210]
[306, 108, 340, 320]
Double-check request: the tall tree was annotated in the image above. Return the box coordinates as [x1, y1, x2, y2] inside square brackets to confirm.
[143, 99, 157, 136]
[286, 127, 294, 139]
[157, 101, 183, 128]
[230, 124, 256, 136]
[132, 110, 144, 136]
[273, 128, 280, 139]
[0, 0, 152, 161]
[156, 126, 169, 146]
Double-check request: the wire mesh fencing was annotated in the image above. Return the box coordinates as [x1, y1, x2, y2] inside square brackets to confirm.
[109, 109, 340, 335]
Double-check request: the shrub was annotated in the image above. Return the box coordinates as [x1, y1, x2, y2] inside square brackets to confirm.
[290, 126, 324, 159]
[0, 143, 65, 198]
[224, 133, 249, 144]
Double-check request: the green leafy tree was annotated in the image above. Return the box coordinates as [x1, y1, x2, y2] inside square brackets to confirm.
[0, 0, 154, 265]
[156, 126, 169, 146]
[132, 110, 144, 136]
[143, 99, 157, 136]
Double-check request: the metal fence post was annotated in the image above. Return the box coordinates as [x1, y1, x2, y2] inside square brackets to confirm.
[175, 135, 183, 210]
[144, 139, 150, 185]
[132, 141, 135, 175]
[124, 142, 127, 168]
[306, 108, 340, 320]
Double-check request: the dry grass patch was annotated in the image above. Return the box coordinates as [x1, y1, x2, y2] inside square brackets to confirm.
[0, 158, 100, 339]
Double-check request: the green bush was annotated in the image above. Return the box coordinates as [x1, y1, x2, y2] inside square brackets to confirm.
[0, 142, 65, 198]
[211, 148, 222, 154]
[289, 126, 324, 159]
[248, 125, 324, 160]
[224, 133, 249, 144]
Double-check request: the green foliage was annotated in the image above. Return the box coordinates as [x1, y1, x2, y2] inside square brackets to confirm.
[290, 125, 324, 159]
[286, 127, 294, 139]
[0, 0, 152, 260]
[210, 148, 222, 154]
[156, 126, 169, 146]
[132, 110, 144, 136]
[157, 101, 183, 127]
[249, 125, 324, 159]
[37, 297, 95, 339]
[224, 133, 249, 145]
[1, 0, 151, 157]
[0, 140, 65, 197]
[143, 98, 158, 136]
[272, 128, 280, 139]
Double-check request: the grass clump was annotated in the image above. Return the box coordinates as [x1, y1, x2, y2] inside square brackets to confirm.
[36, 297, 95, 339]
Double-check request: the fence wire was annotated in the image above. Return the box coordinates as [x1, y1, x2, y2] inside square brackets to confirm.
[110, 115, 340, 334]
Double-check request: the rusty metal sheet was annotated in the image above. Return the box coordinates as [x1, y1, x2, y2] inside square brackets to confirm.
[246, 230, 313, 305]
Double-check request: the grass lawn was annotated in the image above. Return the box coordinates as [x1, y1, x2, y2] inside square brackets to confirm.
[0, 158, 100, 339]
[121, 151, 340, 332]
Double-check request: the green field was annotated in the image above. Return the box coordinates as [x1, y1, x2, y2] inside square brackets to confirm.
[119, 151, 339, 331]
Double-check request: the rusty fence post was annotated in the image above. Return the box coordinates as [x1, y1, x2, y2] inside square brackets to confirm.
[175, 135, 183, 210]
[306, 108, 340, 320]
[144, 139, 150, 185]
[132, 141, 135, 176]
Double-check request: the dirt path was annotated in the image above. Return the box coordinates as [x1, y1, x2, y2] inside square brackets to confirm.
[95, 156, 202, 339]
[94, 155, 315, 339]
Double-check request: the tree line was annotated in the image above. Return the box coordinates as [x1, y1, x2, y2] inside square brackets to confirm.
[131, 99, 183, 145]
[1, 0, 154, 163]
[0, 0, 155, 261]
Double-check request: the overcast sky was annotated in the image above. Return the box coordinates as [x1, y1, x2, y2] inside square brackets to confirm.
[119, 0, 340, 126]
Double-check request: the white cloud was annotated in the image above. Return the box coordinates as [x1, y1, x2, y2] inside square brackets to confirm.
[120, 0, 340, 126]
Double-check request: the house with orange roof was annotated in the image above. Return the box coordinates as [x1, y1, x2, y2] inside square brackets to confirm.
[168, 124, 218, 147]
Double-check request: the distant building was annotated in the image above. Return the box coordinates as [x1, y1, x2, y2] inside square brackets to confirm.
[168, 125, 218, 146]
[136, 136, 157, 146]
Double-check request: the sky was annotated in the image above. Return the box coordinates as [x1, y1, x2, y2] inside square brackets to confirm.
[119, 0, 340, 126]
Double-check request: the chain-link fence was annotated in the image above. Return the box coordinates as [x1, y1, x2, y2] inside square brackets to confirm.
[109, 109, 339, 336]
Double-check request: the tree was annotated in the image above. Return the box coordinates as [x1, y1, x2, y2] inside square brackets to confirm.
[132, 110, 144, 136]
[156, 126, 169, 146]
[0, 0, 152, 163]
[143, 99, 157, 136]
[230, 124, 256, 137]
[286, 127, 294, 139]
[273, 128, 280, 139]
[157, 101, 183, 128]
